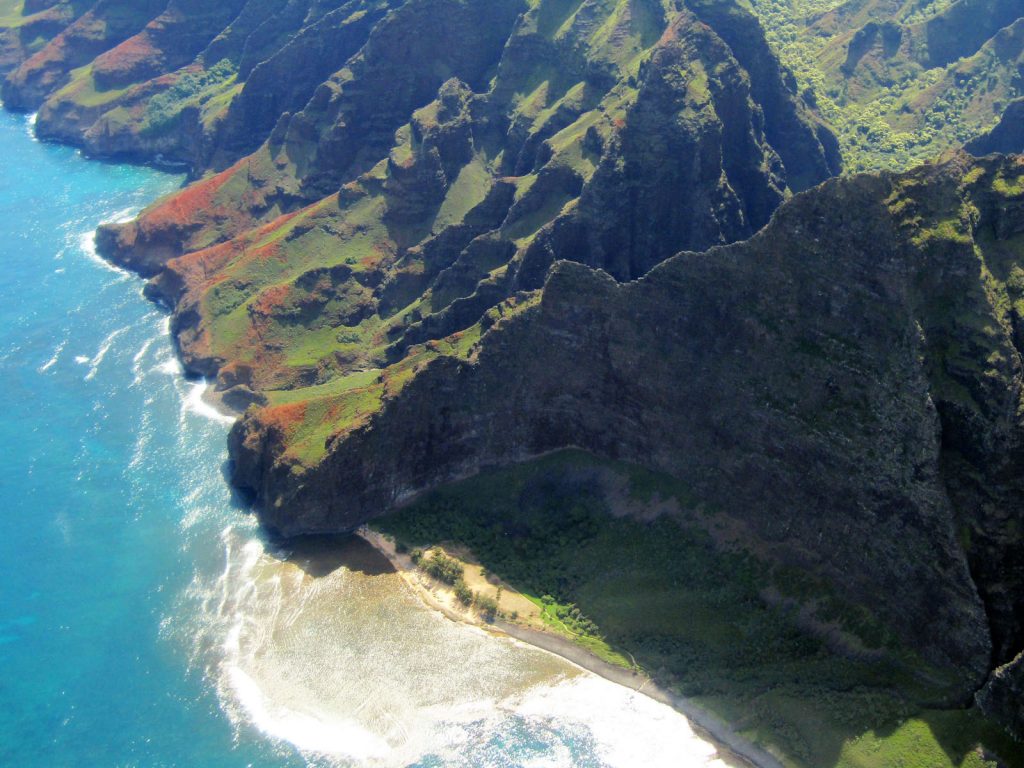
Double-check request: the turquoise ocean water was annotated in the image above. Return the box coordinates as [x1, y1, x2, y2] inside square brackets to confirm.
[0, 108, 732, 768]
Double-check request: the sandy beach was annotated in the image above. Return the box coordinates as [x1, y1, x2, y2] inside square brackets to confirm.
[357, 528, 784, 768]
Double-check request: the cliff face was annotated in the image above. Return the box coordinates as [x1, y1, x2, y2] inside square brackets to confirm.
[232, 153, 1024, 713]
[1, 0, 167, 110]
[5, 0, 1023, 745]
[967, 97, 1024, 156]
[1, 1, 402, 170]
[0, 1, 83, 77]
[978, 650, 1024, 739]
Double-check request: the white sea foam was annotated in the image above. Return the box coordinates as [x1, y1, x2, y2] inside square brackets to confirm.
[38, 340, 67, 373]
[227, 666, 393, 761]
[131, 337, 157, 385]
[78, 230, 130, 277]
[53, 511, 72, 546]
[183, 381, 237, 426]
[156, 355, 183, 376]
[512, 676, 731, 768]
[25, 112, 37, 139]
[177, 526, 733, 768]
[128, 408, 152, 470]
[101, 206, 142, 226]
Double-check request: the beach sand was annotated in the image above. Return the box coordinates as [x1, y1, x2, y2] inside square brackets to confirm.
[357, 528, 783, 768]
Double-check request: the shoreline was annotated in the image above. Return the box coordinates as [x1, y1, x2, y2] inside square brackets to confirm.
[199, 382, 243, 421]
[357, 528, 783, 768]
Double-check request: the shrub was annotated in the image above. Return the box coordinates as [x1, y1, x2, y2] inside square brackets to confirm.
[454, 579, 473, 606]
[144, 59, 237, 132]
[421, 551, 464, 585]
[475, 593, 499, 620]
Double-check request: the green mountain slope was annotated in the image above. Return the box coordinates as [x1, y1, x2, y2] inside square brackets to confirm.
[751, 0, 1024, 170]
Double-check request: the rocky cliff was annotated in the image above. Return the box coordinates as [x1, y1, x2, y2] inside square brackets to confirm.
[232, 152, 1024, 733]
[968, 97, 1024, 156]
[82, 0, 839, 426]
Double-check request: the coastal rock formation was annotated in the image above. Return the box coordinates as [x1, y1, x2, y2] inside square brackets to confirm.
[232, 153, 1024, 710]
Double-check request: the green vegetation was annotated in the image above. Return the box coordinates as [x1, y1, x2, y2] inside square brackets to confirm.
[375, 450, 1023, 768]
[143, 60, 237, 132]
[55, 65, 130, 109]
[420, 549, 464, 584]
[750, 0, 1021, 172]
[413, 548, 503, 618]
[474, 592, 499, 620]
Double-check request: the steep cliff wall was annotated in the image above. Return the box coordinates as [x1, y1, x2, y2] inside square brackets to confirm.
[968, 97, 1024, 156]
[232, 153, 1024, 717]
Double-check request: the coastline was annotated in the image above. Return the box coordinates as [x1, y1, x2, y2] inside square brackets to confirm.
[46, 99, 776, 768]
[199, 383, 243, 421]
[358, 527, 784, 768]
[75, 124, 781, 767]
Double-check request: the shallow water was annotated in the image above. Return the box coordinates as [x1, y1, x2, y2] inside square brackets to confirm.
[0, 108, 732, 767]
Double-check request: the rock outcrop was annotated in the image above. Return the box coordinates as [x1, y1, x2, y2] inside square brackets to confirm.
[978, 650, 1024, 740]
[967, 98, 1024, 156]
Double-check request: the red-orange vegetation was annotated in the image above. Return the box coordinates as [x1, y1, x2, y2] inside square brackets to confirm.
[168, 238, 244, 288]
[92, 32, 159, 77]
[141, 166, 236, 231]
[250, 284, 292, 318]
[261, 401, 308, 435]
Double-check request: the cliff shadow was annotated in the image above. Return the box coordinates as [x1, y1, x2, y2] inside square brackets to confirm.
[268, 532, 395, 579]
[220, 460, 256, 512]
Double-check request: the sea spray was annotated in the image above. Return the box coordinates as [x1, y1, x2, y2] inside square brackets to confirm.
[174, 527, 739, 767]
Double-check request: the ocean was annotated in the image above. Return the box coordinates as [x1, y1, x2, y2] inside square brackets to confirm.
[0, 107, 731, 768]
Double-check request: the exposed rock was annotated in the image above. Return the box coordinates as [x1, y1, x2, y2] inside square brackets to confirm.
[967, 98, 1024, 155]
[977, 650, 1024, 740]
